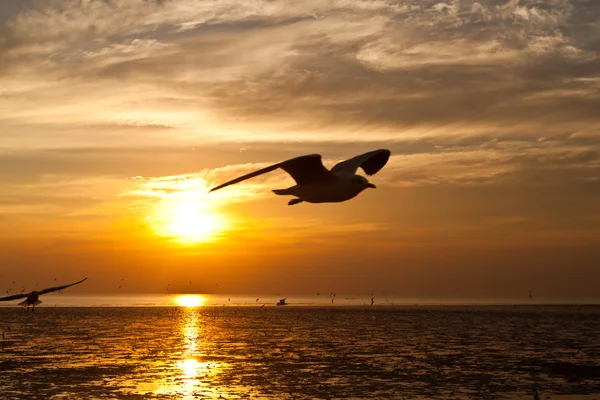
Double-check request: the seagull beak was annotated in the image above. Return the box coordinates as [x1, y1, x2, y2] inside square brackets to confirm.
[367, 183, 376, 189]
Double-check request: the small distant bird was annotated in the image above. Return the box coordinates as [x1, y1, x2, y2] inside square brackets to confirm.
[371, 297, 374, 306]
[209, 149, 391, 205]
[529, 290, 533, 299]
[316, 293, 320, 296]
[260, 304, 265, 309]
[276, 298, 287, 306]
[0, 278, 87, 312]
[118, 286, 122, 289]
[189, 281, 192, 285]
[331, 298, 334, 304]
[256, 298, 259, 302]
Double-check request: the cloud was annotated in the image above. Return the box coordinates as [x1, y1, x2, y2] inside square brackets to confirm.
[2, 0, 598, 147]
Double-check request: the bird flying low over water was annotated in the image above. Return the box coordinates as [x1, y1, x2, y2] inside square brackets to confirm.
[0, 278, 87, 312]
[209, 149, 391, 205]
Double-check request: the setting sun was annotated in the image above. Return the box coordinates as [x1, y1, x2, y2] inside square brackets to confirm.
[176, 295, 205, 307]
[168, 202, 223, 242]
[148, 191, 229, 244]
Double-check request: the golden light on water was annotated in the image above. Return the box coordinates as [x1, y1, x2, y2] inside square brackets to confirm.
[178, 358, 201, 378]
[176, 295, 205, 307]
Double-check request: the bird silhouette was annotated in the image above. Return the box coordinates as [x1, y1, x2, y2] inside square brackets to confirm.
[0, 278, 87, 312]
[209, 150, 390, 205]
[276, 298, 287, 306]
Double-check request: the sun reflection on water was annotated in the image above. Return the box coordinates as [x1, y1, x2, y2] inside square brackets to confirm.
[176, 308, 226, 399]
[130, 307, 234, 398]
[176, 294, 205, 308]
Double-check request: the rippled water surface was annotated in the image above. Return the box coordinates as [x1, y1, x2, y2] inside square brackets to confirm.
[2, 304, 600, 399]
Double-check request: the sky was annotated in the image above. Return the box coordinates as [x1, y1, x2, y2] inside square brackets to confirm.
[0, 0, 599, 299]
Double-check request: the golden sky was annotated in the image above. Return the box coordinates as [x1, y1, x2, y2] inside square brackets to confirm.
[1, 0, 599, 298]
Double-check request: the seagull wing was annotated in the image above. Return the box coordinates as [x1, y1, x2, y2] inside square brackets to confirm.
[209, 154, 334, 192]
[278, 154, 335, 185]
[0, 293, 28, 301]
[38, 277, 87, 295]
[330, 149, 391, 176]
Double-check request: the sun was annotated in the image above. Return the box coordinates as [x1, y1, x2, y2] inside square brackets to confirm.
[149, 195, 228, 244]
[168, 202, 222, 242]
[176, 295, 206, 307]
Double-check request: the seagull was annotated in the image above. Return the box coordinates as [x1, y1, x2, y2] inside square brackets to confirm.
[276, 298, 287, 306]
[209, 149, 391, 205]
[0, 278, 87, 312]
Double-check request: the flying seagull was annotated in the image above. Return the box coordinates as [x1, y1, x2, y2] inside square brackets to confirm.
[0, 278, 87, 312]
[209, 149, 391, 205]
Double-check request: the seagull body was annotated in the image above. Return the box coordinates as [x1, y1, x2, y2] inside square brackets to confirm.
[209, 149, 391, 205]
[0, 278, 87, 312]
[276, 298, 287, 306]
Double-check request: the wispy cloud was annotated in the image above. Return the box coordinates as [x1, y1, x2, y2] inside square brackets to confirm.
[2, 0, 598, 148]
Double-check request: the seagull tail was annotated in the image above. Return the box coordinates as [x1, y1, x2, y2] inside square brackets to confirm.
[18, 300, 28, 307]
[272, 188, 293, 196]
[33, 300, 42, 306]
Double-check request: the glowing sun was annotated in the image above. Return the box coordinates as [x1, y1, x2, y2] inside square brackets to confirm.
[168, 202, 221, 241]
[150, 196, 228, 244]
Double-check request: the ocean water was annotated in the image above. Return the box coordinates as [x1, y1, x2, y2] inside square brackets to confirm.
[1, 298, 600, 399]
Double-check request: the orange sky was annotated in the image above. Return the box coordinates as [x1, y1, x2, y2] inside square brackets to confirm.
[0, 0, 599, 299]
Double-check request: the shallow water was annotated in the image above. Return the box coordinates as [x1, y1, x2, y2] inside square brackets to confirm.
[1, 305, 600, 399]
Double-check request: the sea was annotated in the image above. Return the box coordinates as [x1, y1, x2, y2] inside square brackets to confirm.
[1, 294, 600, 399]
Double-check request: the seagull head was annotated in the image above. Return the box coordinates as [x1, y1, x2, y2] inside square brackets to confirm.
[351, 175, 376, 190]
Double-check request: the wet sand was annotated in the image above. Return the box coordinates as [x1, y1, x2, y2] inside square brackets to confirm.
[1, 305, 600, 399]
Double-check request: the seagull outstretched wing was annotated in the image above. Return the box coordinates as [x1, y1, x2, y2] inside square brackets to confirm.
[210, 154, 334, 192]
[0, 293, 28, 301]
[331, 149, 391, 176]
[38, 278, 87, 295]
